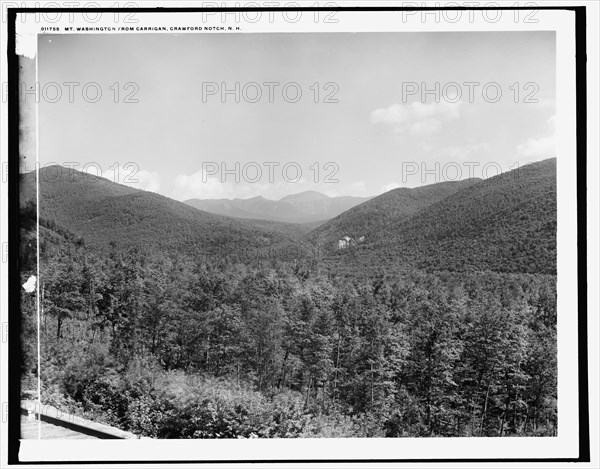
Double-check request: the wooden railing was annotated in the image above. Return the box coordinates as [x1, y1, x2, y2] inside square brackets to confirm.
[21, 399, 139, 439]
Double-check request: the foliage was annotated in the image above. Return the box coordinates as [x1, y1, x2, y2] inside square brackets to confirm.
[19, 160, 558, 438]
[323, 159, 557, 276]
[21, 236, 557, 438]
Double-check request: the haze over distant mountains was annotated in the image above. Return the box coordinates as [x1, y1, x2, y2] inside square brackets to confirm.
[184, 191, 372, 224]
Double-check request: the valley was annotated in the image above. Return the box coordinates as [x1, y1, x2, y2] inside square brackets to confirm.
[19, 158, 558, 439]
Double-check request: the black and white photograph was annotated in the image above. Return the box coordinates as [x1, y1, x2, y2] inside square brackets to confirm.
[1, 3, 598, 467]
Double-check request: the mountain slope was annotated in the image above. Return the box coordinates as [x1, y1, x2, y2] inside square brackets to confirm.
[325, 158, 556, 275]
[309, 178, 482, 249]
[20, 166, 312, 258]
[184, 192, 371, 223]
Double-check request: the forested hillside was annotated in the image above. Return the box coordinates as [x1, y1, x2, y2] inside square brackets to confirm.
[20, 166, 313, 261]
[324, 159, 556, 276]
[309, 179, 481, 249]
[19, 159, 557, 439]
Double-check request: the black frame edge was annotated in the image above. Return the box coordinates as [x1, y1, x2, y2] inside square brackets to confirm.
[5, 4, 589, 465]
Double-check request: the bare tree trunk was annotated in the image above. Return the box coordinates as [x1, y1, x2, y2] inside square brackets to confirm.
[305, 377, 313, 407]
[333, 332, 341, 399]
[480, 382, 491, 435]
[499, 399, 510, 437]
[370, 362, 374, 407]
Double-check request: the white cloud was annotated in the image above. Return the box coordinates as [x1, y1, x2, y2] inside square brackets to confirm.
[410, 118, 442, 136]
[379, 182, 402, 194]
[517, 136, 555, 158]
[171, 167, 306, 201]
[516, 115, 556, 160]
[370, 101, 462, 136]
[313, 182, 368, 198]
[173, 169, 247, 201]
[172, 167, 369, 201]
[438, 142, 491, 160]
[101, 168, 161, 193]
[370, 104, 409, 126]
[130, 170, 161, 193]
[347, 181, 367, 196]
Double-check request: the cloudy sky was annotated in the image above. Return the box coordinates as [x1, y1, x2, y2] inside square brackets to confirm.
[37, 31, 555, 200]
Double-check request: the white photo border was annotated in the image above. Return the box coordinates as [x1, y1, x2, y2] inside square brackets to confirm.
[3, 3, 590, 466]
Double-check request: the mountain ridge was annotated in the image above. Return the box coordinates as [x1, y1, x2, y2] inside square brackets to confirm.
[323, 158, 557, 276]
[308, 178, 483, 248]
[20, 166, 313, 259]
[21, 158, 556, 276]
[184, 190, 372, 223]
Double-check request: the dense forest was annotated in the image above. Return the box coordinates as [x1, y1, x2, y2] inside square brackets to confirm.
[309, 178, 481, 247]
[19, 160, 557, 438]
[320, 159, 557, 276]
[19, 167, 315, 257]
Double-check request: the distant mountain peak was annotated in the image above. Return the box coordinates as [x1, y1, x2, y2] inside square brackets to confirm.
[185, 190, 370, 224]
[236, 195, 269, 201]
[280, 190, 330, 202]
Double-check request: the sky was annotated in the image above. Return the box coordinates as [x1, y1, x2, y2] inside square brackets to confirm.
[36, 31, 556, 201]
